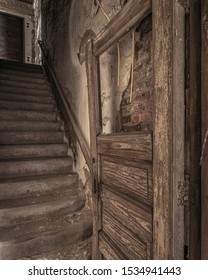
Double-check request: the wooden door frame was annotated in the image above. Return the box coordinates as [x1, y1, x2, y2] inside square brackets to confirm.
[0, 9, 32, 63]
[153, 0, 185, 259]
[201, 0, 208, 260]
[86, 0, 186, 259]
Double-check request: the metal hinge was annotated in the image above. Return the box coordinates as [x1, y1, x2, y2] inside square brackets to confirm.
[177, 175, 189, 206]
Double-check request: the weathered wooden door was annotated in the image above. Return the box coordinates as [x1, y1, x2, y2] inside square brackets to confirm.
[86, 0, 185, 260]
[86, 0, 153, 260]
[97, 133, 152, 259]
[0, 13, 23, 62]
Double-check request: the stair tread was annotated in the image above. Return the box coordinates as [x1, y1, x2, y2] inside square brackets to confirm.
[0, 188, 83, 209]
[0, 207, 91, 242]
[0, 193, 85, 227]
[0, 219, 92, 260]
[0, 157, 73, 179]
[0, 143, 68, 159]
[0, 130, 63, 145]
[0, 92, 53, 104]
[0, 80, 49, 89]
[0, 100, 55, 111]
[0, 120, 60, 131]
[0, 73, 47, 83]
[29, 237, 92, 260]
[0, 173, 77, 200]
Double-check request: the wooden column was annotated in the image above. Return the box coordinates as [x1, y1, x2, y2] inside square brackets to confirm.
[153, 0, 185, 259]
[201, 0, 208, 260]
[85, 40, 102, 259]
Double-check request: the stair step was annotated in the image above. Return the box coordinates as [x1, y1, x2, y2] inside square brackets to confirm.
[0, 131, 63, 144]
[30, 237, 92, 260]
[0, 68, 45, 79]
[0, 60, 43, 73]
[0, 193, 85, 227]
[0, 144, 68, 159]
[0, 92, 53, 104]
[0, 109, 57, 121]
[0, 100, 55, 112]
[0, 173, 77, 200]
[0, 157, 72, 179]
[0, 79, 49, 90]
[0, 220, 92, 260]
[0, 120, 60, 131]
[0, 188, 82, 208]
[0, 73, 48, 84]
[0, 86, 51, 96]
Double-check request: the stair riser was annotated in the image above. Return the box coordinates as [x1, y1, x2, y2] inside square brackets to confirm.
[0, 174, 77, 200]
[0, 86, 51, 96]
[0, 222, 92, 260]
[0, 195, 84, 227]
[0, 131, 63, 145]
[0, 100, 55, 112]
[0, 121, 60, 131]
[0, 144, 68, 160]
[0, 158, 72, 179]
[0, 92, 53, 104]
[0, 80, 49, 90]
[0, 110, 57, 121]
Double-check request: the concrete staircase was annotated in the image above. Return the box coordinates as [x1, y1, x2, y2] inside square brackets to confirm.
[0, 60, 92, 260]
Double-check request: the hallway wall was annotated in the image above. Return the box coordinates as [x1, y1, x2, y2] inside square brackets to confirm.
[40, 0, 131, 202]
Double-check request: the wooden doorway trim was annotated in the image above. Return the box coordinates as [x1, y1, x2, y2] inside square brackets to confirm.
[86, 0, 186, 259]
[152, 0, 185, 259]
[201, 0, 208, 260]
[86, 0, 152, 259]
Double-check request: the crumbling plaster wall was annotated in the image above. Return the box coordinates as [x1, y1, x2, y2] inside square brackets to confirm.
[40, 0, 132, 201]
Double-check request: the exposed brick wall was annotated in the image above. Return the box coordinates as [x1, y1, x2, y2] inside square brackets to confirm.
[120, 14, 153, 132]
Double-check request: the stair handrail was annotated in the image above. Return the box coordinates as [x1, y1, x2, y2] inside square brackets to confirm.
[38, 40, 92, 171]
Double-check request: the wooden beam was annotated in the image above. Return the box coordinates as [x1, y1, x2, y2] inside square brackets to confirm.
[93, 0, 151, 56]
[201, 0, 208, 260]
[189, 0, 201, 260]
[153, 0, 185, 259]
[85, 40, 102, 259]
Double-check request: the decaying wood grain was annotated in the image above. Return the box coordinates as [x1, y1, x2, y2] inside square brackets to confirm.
[101, 156, 152, 205]
[201, 0, 208, 260]
[153, 0, 185, 259]
[189, 0, 201, 259]
[93, 0, 151, 56]
[98, 132, 152, 161]
[99, 232, 126, 260]
[85, 40, 102, 259]
[172, 1, 185, 260]
[102, 188, 152, 243]
[102, 211, 150, 259]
